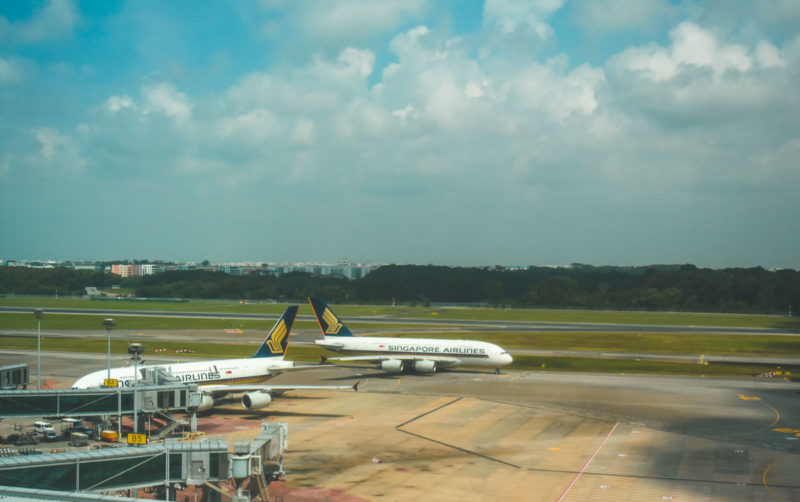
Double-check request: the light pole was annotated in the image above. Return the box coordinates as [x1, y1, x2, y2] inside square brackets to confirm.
[33, 309, 43, 390]
[128, 343, 144, 435]
[103, 318, 116, 381]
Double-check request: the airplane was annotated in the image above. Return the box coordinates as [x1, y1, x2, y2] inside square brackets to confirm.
[307, 297, 513, 374]
[72, 306, 357, 411]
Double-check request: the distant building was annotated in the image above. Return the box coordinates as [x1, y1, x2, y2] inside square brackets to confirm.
[111, 264, 137, 277]
[137, 264, 163, 276]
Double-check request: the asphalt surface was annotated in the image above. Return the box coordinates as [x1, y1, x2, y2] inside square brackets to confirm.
[2, 347, 800, 500]
[3, 306, 798, 334]
[5, 326, 800, 369]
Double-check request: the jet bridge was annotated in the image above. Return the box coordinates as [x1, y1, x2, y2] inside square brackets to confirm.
[0, 423, 289, 501]
[0, 384, 199, 418]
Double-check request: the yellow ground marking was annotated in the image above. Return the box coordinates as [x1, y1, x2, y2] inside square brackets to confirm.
[739, 394, 761, 400]
[772, 428, 800, 434]
[762, 460, 786, 501]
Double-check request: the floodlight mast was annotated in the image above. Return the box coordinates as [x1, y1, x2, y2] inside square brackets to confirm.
[33, 309, 44, 390]
[103, 318, 116, 380]
[128, 342, 145, 435]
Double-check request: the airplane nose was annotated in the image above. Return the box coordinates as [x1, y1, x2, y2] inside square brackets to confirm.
[503, 353, 513, 364]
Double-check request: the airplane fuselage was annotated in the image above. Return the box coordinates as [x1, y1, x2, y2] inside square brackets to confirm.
[72, 357, 295, 389]
[315, 336, 512, 367]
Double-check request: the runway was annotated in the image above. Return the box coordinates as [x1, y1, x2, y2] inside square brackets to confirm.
[5, 327, 800, 369]
[3, 306, 797, 335]
[2, 349, 799, 501]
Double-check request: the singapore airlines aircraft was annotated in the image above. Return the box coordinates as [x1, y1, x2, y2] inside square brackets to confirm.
[308, 297, 513, 374]
[73, 306, 356, 411]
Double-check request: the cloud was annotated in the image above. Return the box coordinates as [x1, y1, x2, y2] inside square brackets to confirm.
[141, 83, 192, 122]
[609, 22, 755, 82]
[2, 4, 798, 266]
[5, 0, 79, 43]
[260, 0, 426, 46]
[104, 95, 134, 112]
[571, 0, 675, 33]
[0, 57, 22, 82]
[31, 127, 86, 172]
[604, 21, 798, 131]
[483, 0, 564, 38]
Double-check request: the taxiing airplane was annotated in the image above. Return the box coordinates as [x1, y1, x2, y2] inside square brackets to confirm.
[73, 306, 356, 411]
[308, 297, 513, 373]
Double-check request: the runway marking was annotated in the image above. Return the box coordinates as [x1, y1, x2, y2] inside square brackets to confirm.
[555, 421, 618, 502]
[739, 394, 761, 400]
[394, 397, 462, 428]
[762, 460, 786, 501]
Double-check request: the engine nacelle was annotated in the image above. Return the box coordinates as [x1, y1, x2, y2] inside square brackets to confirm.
[242, 391, 272, 410]
[380, 359, 405, 372]
[195, 395, 215, 412]
[414, 360, 437, 373]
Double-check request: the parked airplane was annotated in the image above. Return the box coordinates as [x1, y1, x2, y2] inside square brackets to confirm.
[72, 306, 357, 411]
[308, 297, 513, 373]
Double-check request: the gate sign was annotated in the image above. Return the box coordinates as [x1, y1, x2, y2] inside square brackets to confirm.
[103, 378, 118, 387]
[127, 433, 147, 445]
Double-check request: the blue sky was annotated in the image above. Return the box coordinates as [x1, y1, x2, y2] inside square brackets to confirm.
[1, 0, 799, 268]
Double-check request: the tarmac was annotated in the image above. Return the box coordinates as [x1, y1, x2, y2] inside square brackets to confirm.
[2, 347, 800, 501]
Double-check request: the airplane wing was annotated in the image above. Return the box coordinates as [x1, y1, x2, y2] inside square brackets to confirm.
[321, 355, 462, 367]
[199, 382, 359, 393]
[305, 340, 346, 350]
[267, 364, 337, 376]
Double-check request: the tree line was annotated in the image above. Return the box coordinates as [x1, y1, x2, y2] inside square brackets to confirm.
[1, 263, 798, 315]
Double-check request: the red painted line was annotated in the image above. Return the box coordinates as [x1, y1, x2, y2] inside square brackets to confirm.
[555, 422, 619, 502]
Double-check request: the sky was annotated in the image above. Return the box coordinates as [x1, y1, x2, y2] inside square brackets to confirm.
[1, 1, 799, 268]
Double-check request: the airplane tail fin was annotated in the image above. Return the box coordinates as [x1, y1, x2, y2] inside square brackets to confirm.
[253, 305, 299, 358]
[308, 297, 353, 337]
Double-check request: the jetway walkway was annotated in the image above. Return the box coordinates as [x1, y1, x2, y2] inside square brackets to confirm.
[0, 438, 228, 493]
[0, 384, 199, 419]
[0, 423, 289, 501]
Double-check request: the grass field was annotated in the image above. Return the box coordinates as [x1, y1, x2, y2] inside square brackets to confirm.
[2, 296, 798, 329]
[2, 296, 798, 377]
[284, 346, 789, 378]
[1, 335, 787, 378]
[0, 313, 426, 332]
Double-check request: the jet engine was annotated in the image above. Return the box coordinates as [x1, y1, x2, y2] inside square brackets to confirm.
[195, 395, 215, 412]
[242, 391, 272, 410]
[380, 359, 405, 372]
[414, 360, 437, 373]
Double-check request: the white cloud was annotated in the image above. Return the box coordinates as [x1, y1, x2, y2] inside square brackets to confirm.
[610, 22, 755, 82]
[292, 118, 314, 144]
[755, 40, 786, 68]
[262, 0, 426, 44]
[216, 108, 279, 144]
[32, 127, 86, 172]
[0, 57, 22, 82]
[571, 0, 674, 33]
[303, 0, 425, 39]
[9, 0, 79, 43]
[104, 95, 134, 112]
[142, 83, 192, 122]
[483, 0, 564, 38]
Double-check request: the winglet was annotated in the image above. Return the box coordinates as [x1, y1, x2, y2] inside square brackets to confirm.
[308, 297, 353, 337]
[253, 306, 299, 358]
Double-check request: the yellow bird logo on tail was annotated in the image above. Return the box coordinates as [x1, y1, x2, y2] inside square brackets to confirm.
[323, 308, 343, 335]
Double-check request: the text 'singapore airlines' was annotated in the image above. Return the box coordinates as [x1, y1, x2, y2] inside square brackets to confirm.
[308, 297, 512, 373]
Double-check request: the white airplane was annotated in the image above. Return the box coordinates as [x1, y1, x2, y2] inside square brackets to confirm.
[72, 306, 357, 411]
[308, 297, 513, 374]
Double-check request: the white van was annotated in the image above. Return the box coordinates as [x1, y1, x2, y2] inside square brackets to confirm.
[33, 421, 54, 434]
